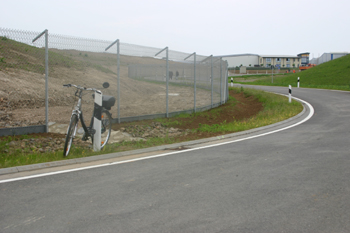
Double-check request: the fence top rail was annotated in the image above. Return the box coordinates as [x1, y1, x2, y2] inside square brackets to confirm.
[0, 27, 210, 61]
[32, 29, 48, 43]
[105, 39, 119, 51]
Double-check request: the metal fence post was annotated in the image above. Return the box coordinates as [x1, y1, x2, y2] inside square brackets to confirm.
[211, 55, 213, 108]
[166, 48, 169, 117]
[220, 57, 223, 104]
[155, 47, 169, 117]
[44, 30, 49, 132]
[32, 29, 49, 132]
[105, 39, 120, 123]
[194, 53, 196, 112]
[117, 40, 120, 123]
[225, 61, 229, 103]
[184, 52, 197, 112]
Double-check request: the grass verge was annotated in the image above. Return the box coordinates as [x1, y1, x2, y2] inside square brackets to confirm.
[0, 87, 303, 168]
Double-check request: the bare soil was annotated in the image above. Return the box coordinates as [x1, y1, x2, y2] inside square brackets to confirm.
[1, 89, 263, 157]
[0, 43, 263, 153]
[0, 52, 215, 128]
[2, 89, 263, 142]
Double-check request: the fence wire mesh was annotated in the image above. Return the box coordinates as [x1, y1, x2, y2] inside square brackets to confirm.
[0, 27, 228, 132]
[0, 28, 47, 128]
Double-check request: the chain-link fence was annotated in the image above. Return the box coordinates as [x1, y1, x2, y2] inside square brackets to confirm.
[0, 27, 228, 135]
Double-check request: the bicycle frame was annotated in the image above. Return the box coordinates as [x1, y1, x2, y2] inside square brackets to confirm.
[69, 88, 96, 141]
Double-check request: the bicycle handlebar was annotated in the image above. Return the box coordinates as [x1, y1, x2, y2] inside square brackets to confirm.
[63, 84, 98, 92]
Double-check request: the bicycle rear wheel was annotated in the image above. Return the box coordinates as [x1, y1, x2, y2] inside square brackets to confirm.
[100, 110, 112, 149]
[63, 114, 79, 156]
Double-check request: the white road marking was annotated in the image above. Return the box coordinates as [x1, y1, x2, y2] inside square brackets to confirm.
[0, 96, 314, 184]
[3, 216, 45, 230]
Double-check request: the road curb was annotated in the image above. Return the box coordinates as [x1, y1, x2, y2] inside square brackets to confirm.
[0, 100, 309, 176]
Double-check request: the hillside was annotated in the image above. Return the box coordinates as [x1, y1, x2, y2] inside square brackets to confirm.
[231, 54, 350, 90]
[0, 38, 214, 127]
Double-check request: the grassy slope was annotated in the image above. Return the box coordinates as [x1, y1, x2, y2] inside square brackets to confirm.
[0, 37, 115, 75]
[231, 54, 350, 90]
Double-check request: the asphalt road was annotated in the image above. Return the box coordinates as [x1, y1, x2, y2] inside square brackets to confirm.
[1, 86, 350, 233]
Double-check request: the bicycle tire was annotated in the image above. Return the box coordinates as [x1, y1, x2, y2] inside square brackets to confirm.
[63, 114, 79, 156]
[100, 110, 112, 149]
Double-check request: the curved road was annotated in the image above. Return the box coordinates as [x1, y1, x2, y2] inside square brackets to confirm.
[1, 86, 350, 232]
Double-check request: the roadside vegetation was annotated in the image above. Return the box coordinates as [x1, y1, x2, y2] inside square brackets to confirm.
[0, 87, 303, 168]
[2, 47, 348, 169]
[230, 54, 350, 91]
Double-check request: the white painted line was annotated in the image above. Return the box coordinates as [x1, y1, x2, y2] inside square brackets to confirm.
[0, 96, 314, 184]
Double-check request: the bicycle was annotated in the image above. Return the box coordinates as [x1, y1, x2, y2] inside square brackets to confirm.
[63, 82, 116, 156]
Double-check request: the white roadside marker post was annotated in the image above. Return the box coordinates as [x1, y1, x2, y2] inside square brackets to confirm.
[93, 90, 102, 152]
[231, 77, 233, 87]
[298, 77, 300, 88]
[289, 85, 292, 103]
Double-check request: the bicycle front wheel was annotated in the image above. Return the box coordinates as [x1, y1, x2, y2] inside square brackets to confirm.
[63, 114, 79, 156]
[100, 110, 112, 149]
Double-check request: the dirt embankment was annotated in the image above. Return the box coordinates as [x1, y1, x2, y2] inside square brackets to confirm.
[2, 90, 263, 155]
[1, 45, 212, 128]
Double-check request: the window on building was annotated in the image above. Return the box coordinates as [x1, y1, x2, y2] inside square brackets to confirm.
[286, 58, 290, 62]
[276, 58, 281, 62]
[266, 58, 271, 63]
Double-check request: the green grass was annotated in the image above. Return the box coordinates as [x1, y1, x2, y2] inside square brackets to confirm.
[0, 87, 303, 168]
[155, 87, 301, 134]
[0, 135, 179, 168]
[198, 87, 302, 133]
[230, 54, 350, 91]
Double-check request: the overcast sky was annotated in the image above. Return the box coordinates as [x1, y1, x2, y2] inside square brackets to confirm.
[1, 0, 349, 58]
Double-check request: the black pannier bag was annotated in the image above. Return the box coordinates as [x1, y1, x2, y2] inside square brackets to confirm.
[102, 95, 116, 110]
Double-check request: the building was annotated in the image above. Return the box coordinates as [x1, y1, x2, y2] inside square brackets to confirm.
[219, 53, 303, 68]
[219, 51, 349, 69]
[310, 52, 349, 65]
[297, 52, 310, 66]
[216, 54, 259, 68]
[258, 55, 301, 68]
